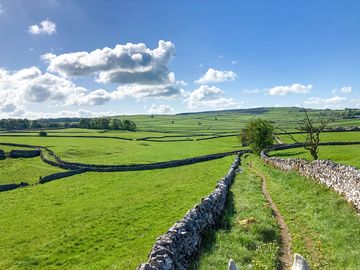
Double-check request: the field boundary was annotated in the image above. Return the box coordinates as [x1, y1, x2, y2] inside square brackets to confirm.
[261, 143, 360, 213]
[137, 154, 242, 270]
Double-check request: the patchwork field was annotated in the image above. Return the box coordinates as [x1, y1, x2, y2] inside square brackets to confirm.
[1, 107, 360, 269]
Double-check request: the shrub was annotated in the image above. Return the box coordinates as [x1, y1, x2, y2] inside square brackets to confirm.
[39, 131, 48, 137]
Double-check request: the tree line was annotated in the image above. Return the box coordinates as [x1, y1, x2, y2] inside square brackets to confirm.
[79, 118, 137, 131]
[0, 118, 137, 131]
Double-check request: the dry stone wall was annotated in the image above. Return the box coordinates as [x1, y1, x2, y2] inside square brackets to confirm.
[39, 169, 88, 184]
[9, 149, 41, 158]
[137, 154, 242, 270]
[0, 182, 29, 192]
[40, 148, 247, 172]
[261, 144, 360, 213]
[0, 150, 5, 160]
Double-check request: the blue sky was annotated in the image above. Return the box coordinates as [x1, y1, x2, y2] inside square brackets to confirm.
[0, 0, 359, 118]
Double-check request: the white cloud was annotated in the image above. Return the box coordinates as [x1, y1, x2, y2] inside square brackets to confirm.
[268, 83, 312, 96]
[46, 40, 175, 85]
[351, 99, 360, 107]
[304, 96, 347, 108]
[340, 86, 352, 93]
[187, 85, 236, 109]
[148, 104, 175, 114]
[195, 68, 237, 84]
[242, 88, 266, 94]
[231, 60, 238, 65]
[113, 83, 186, 100]
[0, 3, 4, 13]
[0, 67, 118, 108]
[0, 109, 118, 120]
[28, 19, 56, 35]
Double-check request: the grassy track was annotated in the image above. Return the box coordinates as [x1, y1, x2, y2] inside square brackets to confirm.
[194, 154, 280, 269]
[196, 155, 360, 269]
[251, 156, 360, 269]
[0, 156, 234, 270]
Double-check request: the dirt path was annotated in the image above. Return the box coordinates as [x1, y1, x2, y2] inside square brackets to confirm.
[250, 164, 292, 270]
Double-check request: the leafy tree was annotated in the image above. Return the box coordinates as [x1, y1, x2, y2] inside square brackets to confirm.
[123, 120, 137, 131]
[39, 131, 48, 136]
[242, 119, 275, 154]
[31, 120, 41, 128]
[110, 119, 123, 130]
[100, 118, 110, 129]
[79, 118, 92, 129]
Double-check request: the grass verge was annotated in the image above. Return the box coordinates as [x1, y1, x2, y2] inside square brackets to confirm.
[251, 155, 360, 269]
[194, 154, 280, 269]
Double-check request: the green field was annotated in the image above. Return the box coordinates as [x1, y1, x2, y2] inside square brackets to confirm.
[0, 135, 241, 165]
[271, 145, 360, 168]
[1, 107, 360, 269]
[0, 156, 234, 270]
[196, 155, 360, 269]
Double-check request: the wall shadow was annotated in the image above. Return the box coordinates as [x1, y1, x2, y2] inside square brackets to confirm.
[190, 189, 236, 269]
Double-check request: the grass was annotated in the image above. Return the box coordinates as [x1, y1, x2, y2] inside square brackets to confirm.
[278, 131, 360, 144]
[195, 154, 360, 269]
[251, 155, 360, 269]
[0, 145, 65, 185]
[0, 135, 242, 165]
[0, 156, 65, 185]
[271, 145, 360, 168]
[0, 156, 234, 270]
[194, 154, 280, 270]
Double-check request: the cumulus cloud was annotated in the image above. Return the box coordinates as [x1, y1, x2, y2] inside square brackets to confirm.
[28, 19, 56, 35]
[0, 108, 118, 120]
[0, 66, 119, 107]
[45, 40, 175, 85]
[148, 104, 175, 114]
[268, 83, 312, 96]
[195, 68, 237, 84]
[304, 96, 346, 108]
[114, 83, 186, 100]
[187, 85, 236, 109]
[340, 86, 352, 93]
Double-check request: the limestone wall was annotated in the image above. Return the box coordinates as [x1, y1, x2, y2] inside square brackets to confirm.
[261, 145, 360, 213]
[39, 169, 88, 184]
[0, 182, 29, 192]
[40, 147, 247, 172]
[9, 149, 41, 158]
[0, 150, 5, 160]
[137, 154, 241, 270]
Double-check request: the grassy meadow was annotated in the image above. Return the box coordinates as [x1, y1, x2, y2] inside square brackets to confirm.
[0, 156, 234, 270]
[0, 135, 241, 165]
[1, 107, 360, 269]
[271, 145, 360, 168]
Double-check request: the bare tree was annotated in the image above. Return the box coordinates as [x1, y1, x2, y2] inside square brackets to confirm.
[283, 109, 332, 160]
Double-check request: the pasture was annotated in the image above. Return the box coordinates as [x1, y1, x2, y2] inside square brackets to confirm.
[0, 156, 233, 269]
[1, 107, 360, 269]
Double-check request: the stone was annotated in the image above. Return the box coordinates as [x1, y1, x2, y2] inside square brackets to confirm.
[292, 253, 310, 270]
[228, 259, 239, 270]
